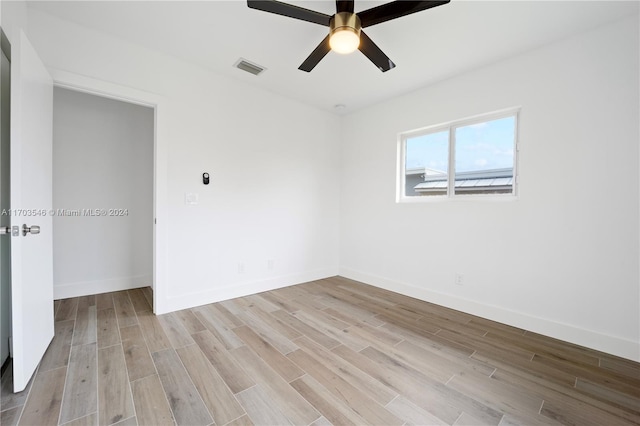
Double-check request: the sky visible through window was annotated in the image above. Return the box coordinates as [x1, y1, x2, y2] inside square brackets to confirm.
[405, 116, 515, 174]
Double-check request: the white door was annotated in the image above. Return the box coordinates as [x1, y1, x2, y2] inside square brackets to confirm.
[10, 30, 54, 392]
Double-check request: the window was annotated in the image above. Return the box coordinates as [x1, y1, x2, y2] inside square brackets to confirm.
[399, 110, 518, 200]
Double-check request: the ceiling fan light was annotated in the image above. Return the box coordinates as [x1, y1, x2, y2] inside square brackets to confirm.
[329, 12, 362, 55]
[330, 29, 360, 54]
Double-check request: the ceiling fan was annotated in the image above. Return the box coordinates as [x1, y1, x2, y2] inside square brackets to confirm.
[247, 0, 450, 72]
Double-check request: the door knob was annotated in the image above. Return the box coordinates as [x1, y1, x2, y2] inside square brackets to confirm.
[0, 226, 10, 235]
[22, 224, 40, 236]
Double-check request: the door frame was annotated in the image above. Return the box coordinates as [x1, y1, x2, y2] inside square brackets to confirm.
[50, 69, 168, 314]
[0, 28, 11, 367]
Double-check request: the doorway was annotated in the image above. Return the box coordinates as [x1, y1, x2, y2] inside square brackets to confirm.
[52, 87, 154, 299]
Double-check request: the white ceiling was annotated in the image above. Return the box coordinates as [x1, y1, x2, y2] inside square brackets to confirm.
[27, 1, 639, 113]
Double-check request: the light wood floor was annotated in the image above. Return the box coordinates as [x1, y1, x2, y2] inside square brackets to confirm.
[1, 276, 639, 426]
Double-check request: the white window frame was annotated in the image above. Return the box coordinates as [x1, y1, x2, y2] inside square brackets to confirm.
[397, 107, 520, 202]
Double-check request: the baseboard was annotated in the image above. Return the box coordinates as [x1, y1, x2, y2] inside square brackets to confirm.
[53, 274, 152, 300]
[339, 267, 640, 362]
[156, 267, 339, 314]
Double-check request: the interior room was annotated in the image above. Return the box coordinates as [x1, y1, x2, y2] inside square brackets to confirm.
[0, 1, 638, 425]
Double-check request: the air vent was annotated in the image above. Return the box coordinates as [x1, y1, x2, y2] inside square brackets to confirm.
[234, 58, 266, 76]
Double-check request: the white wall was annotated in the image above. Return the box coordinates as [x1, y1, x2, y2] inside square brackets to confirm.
[26, 9, 341, 312]
[52, 87, 153, 298]
[340, 15, 640, 361]
[0, 0, 27, 45]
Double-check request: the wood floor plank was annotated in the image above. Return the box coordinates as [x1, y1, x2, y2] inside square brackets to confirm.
[1, 406, 22, 426]
[540, 397, 638, 426]
[395, 339, 496, 380]
[209, 303, 245, 328]
[171, 308, 207, 335]
[152, 348, 213, 426]
[236, 310, 299, 355]
[136, 310, 172, 353]
[474, 351, 578, 389]
[120, 325, 156, 382]
[141, 287, 154, 309]
[230, 345, 320, 425]
[72, 297, 97, 347]
[97, 308, 120, 349]
[331, 343, 461, 424]
[96, 293, 114, 311]
[127, 288, 152, 313]
[484, 330, 600, 367]
[290, 310, 368, 352]
[575, 377, 640, 414]
[60, 412, 98, 426]
[113, 291, 138, 328]
[176, 344, 246, 425]
[110, 416, 137, 426]
[309, 415, 332, 426]
[385, 395, 449, 426]
[191, 330, 255, 394]
[243, 305, 302, 340]
[39, 319, 74, 372]
[233, 325, 304, 382]
[1, 360, 34, 411]
[289, 374, 368, 426]
[225, 414, 254, 426]
[19, 366, 67, 426]
[524, 330, 615, 366]
[490, 362, 640, 424]
[295, 337, 397, 406]
[379, 318, 445, 345]
[260, 291, 299, 313]
[130, 374, 174, 426]
[322, 306, 387, 332]
[54, 299, 62, 319]
[244, 294, 282, 313]
[56, 298, 79, 322]
[98, 344, 135, 425]
[193, 306, 245, 350]
[236, 385, 292, 426]
[446, 371, 544, 425]
[293, 305, 351, 331]
[599, 356, 640, 380]
[417, 313, 489, 338]
[376, 310, 441, 338]
[157, 312, 195, 349]
[439, 328, 536, 364]
[287, 348, 403, 425]
[316, 295, 385, 327]
[271, 309, 341, 349]
[362, 345, 504, 425]
[532, 353, 640, 397]
[59, 343, 98, 424]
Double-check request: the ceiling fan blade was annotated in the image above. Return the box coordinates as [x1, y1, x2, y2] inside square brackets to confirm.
[358, 31, 396, 72]
[336, 0, 354, 13]
[299, 35, 331, 72]
[358, 1, 450, 28]
[247, 0, 331, 26]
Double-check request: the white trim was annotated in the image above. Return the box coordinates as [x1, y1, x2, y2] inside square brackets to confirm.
[53, 274, 152, 300]
[48, 68, 169, 314]
[160, 268, 339, 313]
[339, 267, 640, 362]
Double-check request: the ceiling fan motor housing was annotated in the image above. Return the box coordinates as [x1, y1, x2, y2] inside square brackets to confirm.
[330, 12, 362, 40]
